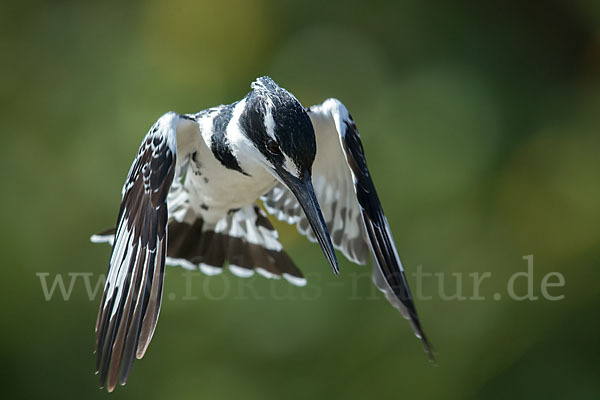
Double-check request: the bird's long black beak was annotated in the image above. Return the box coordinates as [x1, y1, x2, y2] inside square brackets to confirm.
[276, 170, 339, 274]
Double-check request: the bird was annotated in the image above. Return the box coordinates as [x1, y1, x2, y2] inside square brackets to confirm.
[91, 76, 433, 392]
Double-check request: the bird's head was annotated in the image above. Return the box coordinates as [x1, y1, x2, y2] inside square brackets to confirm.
[240, 76, 339, 273]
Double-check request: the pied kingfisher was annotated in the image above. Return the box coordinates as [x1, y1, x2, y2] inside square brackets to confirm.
[91, 76, 433, 391]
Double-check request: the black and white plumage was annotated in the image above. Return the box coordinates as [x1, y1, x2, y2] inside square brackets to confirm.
[92, 76, 432, 392]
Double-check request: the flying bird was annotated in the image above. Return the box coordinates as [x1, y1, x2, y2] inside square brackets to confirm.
[91, 76, 433, 391]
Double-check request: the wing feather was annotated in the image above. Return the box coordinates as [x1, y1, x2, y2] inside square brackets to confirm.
[262, 98, 433, 360]
[94, 112, 190, 391]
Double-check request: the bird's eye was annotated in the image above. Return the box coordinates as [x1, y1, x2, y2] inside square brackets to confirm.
[267, 140, 281, 155]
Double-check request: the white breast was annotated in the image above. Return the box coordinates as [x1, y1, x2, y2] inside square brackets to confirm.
[181, 105, 277, 224]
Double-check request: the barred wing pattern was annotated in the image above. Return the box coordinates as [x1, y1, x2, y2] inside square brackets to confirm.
[263, 99, 433, 360]
[95, 112, 183, 391]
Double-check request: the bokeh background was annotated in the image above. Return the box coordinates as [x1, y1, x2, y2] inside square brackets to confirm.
[2, 0, 599, 399]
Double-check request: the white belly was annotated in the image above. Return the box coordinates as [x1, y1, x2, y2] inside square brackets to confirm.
[183, 141, 277, 223]
[173, 101, 281, 224]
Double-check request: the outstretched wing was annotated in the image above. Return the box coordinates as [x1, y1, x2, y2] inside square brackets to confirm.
[94, 112, 198, 391]
[262, 99, 433, 360]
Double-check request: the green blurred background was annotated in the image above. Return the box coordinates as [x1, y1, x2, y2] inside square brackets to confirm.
[2, 0, 599, 398]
